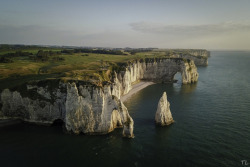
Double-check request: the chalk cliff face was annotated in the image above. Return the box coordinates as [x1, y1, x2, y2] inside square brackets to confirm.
[155, 92, 174, 126]
[0, 58, 198, 137]
[0, 83, 66, 124]
[173, 54, 208, 66]
[0, 81, 134, 138]
[112, 58, 198, 97]
[173, 50, 210, 66]
[65, 83, 134, 137]
[188, 50, 210, 57]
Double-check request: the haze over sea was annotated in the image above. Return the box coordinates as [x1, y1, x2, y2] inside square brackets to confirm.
[0, 51, 250, 167]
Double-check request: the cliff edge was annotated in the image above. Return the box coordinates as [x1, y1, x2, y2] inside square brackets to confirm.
[0, 81, 134, 138]
[0, 58, 198, 137]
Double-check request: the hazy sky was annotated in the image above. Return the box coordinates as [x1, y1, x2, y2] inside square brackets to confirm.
[1, 0, 250, 50]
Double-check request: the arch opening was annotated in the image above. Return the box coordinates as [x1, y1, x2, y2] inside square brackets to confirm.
[51, 119, 64, 127]
[173, 72, 182, 84]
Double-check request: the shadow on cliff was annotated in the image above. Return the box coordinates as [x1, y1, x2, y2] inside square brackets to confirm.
[51, 119, 64, 127]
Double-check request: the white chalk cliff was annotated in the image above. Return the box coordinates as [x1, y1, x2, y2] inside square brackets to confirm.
[112, 58, 198, 98]
[65, 83, 134, 138]
[0, 58, 198, 137]
[0, 81, 134, 138]
[172, 50, 210, 66]
[155, 92, 174, 126]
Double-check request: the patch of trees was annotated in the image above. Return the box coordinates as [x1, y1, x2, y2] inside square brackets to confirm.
[2, 51, 32, 58]
[0, 44, 27, 51]
[125, 48, 156, 55]
[0, 51, 33, 63]
[61, 49, 127, 55]
[34, 50, 64, 62]
[0, 44, 59, 52]
[61, 49, 75, 54]
[0, 57, 13, 63]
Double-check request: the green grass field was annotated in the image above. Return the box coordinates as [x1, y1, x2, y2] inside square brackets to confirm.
[0, 49, 167, 78]
[0, 45, 206, 89]
[0, 47, 169, 89]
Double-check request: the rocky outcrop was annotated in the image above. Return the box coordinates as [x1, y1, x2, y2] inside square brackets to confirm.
[0, 81, 134, 138]
[155, 92, 174, 126]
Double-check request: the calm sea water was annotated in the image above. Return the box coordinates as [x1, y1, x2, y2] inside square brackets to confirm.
[1, 51, 250, 167]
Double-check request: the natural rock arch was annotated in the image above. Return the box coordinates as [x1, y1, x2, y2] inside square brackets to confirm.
[142, 59, 198, 84]
[112, 58, 199, 97]
[172, 72, 182, 83]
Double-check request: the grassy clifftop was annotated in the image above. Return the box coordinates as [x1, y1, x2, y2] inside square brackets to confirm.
[0, 45, 208, 90]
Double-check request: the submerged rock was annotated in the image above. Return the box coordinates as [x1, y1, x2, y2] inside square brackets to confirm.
[155, 92, 174, 126]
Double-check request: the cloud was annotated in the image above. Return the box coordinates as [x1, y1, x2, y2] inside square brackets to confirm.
[1, 22, 250, 50]
[128, 21, 250, 50]
[130, 21, 250, 36]
[0, 24, 86, 46]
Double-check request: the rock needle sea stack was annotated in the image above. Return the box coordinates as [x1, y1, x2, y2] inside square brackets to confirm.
[155, 92, 174, 126]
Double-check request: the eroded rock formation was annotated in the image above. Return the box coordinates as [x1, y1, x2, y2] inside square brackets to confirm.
[0, 58, 198, 137]
[155, 92, 174, 126]
[0, 81, 134, 138]
[111, 58, 198, 97]
[65, 83, 134, 137]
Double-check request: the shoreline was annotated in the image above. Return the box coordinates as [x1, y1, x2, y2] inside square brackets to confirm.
[121, 81, 155, 102]
[0, 118, 23, 127]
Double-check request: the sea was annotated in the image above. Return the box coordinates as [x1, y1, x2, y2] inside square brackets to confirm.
[0, 51, 250, 167]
